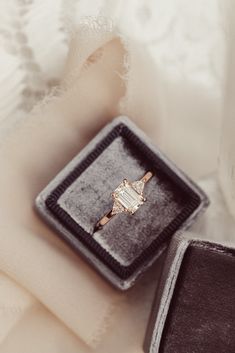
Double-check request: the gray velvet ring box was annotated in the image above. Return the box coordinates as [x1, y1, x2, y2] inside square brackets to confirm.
[35, 116, 209, 290]
[144, 236, 235, 353]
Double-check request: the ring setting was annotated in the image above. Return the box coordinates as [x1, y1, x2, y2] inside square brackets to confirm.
[112, 179, 146, 215]
[95, 171, 153, 231]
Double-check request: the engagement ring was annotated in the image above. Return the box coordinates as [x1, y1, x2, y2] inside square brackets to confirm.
[95, 171, 153, 231]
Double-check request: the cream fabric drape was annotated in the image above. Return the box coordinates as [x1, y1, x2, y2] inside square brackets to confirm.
[0, 16, 163, 352]
[0, 1, 235, 352]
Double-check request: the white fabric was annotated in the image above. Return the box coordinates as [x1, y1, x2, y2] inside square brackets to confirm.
[0, 1, 235, 352]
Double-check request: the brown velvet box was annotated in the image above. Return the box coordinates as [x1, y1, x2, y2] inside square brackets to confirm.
[144, 236, 235, 353]
[35, 116, 209, 290]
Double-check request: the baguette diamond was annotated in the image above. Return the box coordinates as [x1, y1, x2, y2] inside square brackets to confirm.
[95, 171, 153, 230]
[112, 179, 145, 214]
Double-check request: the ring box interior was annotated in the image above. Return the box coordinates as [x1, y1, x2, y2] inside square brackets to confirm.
[35, 116, 209, 289]
[144, 236, 235, 353]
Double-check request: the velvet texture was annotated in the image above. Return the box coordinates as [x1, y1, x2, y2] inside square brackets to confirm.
[36, 117, 208, 289]
[149, 239, 235, 353]
[59, 136, 186, 266]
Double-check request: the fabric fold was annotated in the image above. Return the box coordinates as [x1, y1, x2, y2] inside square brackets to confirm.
[0, 17, 163, 347]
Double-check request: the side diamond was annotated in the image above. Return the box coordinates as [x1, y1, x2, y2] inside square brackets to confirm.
[112, 201, 125, 215]
[132, 180, 145, 195]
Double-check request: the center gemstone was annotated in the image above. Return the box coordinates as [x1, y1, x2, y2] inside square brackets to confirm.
[114, 180, 144, 214]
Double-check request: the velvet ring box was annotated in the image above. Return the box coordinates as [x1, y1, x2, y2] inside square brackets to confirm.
[144, 235, 235, 353]
[35, 116, 209, 290]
